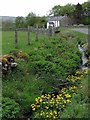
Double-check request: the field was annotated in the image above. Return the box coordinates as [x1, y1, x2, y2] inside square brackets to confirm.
[2, 28, 89, 119]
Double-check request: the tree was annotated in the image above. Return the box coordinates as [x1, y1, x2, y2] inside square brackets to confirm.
[62, 4, 75, 16]
[82, 1, 90, 16]
[81, 1, 90, 25]
[25, 13, 47, 28]
[15, 16, 25, 28]
[49, 5, 64, 16]
[49, 4, 75, 17]
[74, 3, 83, 24]
[36, 16, 47, 28]
[25, 12, 37, 27]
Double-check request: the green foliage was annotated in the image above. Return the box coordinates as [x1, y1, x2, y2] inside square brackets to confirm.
[61, 103, 89, 118]
[74, 3, 83, 24]
[85, 48, 90, 58]
[84, 47, 90, 67]
[49, 1, 90, 25]
[15, 12, 47, 28]
[31, 60, 56, 75]
[25, 12, 37, 27]
[2, 97, 20, 119]
[82, 1, 90, 16]
[61, 75, 89, 118]
[85, 61, 90, 67]
[49, 4, 75, 16]
[82, 16, 90, 25]
[31, 69, 89, 119]
[2, 29, 88, 118]
[15, 16, 25, 28]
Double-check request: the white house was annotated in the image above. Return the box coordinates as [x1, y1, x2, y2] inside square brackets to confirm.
[47, 16, 65, 29]
[47, 15, 75, 29]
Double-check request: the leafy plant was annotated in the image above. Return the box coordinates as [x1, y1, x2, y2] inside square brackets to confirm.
[2, 97, 21, 119]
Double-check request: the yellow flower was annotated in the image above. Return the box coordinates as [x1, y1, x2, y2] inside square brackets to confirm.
[39, 98, 42, 102]
[41, 95, 45, 98]
[76, 71, 80, 74]
[31, 105, 36, 108]
[63, 100, 66, 104]
[35, 98, 38, 102]
[59, 94, 62, 97]
[40, 113, 43, 116]
[66, 99, 71, 103]
[46, 112, 48, 115]
[57, 95, 60, 100]
[63, 105, 65, 107]
[45, 106, 49, 109]
[50, 110, 53, 116]
[53, 116, 56, 119]
[54, 110, 57, 115]
[43, 102, 46, 104]
[32, 108, 35, 111]
[83, 69, 88, 74]
[73, 86, 77, 89]
[65, 94, 71, 98]
[50, 101, 53, 104]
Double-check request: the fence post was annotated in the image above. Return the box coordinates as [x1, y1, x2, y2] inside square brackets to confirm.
[48, 26, 52, 37]
[36, 25, 38, 41]
[88, 26, 90, 48]
[27, 26, 30, 45]
[15, 29, 18, 48]
[43, 25, 46, 40]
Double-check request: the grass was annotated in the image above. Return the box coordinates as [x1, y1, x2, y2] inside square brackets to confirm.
[2, 28, 89, 118]
[2, 28, 87, 54]
[2, 31, 47, 54]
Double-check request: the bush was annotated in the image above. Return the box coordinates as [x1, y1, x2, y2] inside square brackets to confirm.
[2, 97, 20, 119]
[31, 60, 57, 76]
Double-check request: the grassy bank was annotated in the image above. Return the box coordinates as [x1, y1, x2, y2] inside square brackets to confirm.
[2, 28, 89, 119]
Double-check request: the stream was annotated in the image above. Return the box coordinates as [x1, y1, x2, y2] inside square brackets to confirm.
[78, 44, 88, 70]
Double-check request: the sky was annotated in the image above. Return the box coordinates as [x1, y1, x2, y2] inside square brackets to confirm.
[0, 0, 88, 17]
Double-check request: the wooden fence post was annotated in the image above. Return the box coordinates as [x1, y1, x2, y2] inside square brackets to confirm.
[15, 29, 18, 48]
[27, 26, 30, 45]
[36, 25, 38, 41]
[43, 25, 46, 40]
[48, 26, 52, 36]
[88, 26, 90, 48]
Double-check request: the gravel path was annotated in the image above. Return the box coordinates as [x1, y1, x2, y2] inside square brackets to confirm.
[72, 28, 88, 34]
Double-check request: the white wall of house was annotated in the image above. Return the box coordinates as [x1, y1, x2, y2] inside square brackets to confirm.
[47, 20, 60, 29]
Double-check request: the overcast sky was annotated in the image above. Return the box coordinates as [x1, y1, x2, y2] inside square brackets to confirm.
[0, 0, 88, 17]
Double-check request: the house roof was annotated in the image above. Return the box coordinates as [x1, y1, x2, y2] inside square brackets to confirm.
[48, 16, 66, 21]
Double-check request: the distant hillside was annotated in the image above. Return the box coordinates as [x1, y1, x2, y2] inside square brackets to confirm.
[0, 16, 16, 23]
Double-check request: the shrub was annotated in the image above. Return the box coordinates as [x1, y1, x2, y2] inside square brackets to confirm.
[2, 97, 20, 119]
[31, 60, 57, 76]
